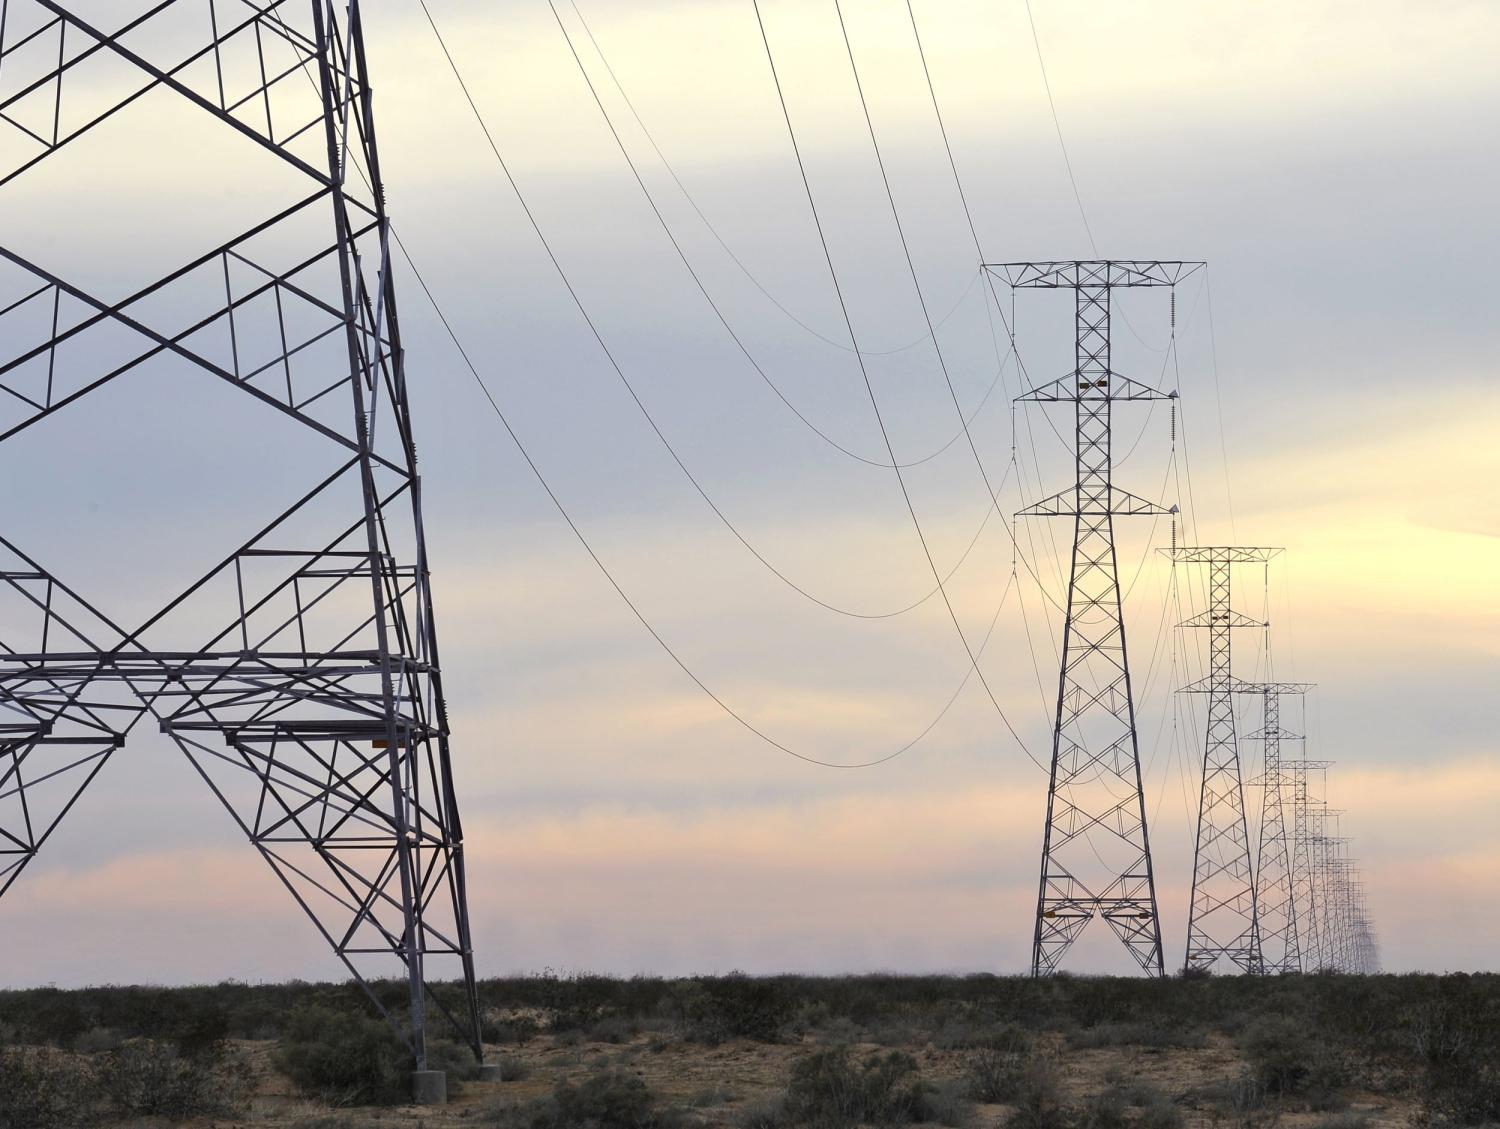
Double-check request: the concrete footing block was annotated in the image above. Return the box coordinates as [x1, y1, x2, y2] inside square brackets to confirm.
[476, 1062, 503, 1083]
[412, 1069, 447, 1105]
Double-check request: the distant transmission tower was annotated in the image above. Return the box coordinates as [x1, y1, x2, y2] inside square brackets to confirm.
[1286, 755, 1333, 970]
[0, 0, 480, 1077]
[1350, 880, 1380, 973]
[1309, 805, 1345, 969]
[987, 260, 1202, 977]
[1335, 851, 1357, 971]
[1244, 682, 1312, 974]
[1323, 831, 1354, 971]
[1169, 545, 1281, 974]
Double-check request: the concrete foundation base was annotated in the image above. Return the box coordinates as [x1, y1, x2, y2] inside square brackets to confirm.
[476, 1063, 503, 1083]
[412, 1069, 447, 1105]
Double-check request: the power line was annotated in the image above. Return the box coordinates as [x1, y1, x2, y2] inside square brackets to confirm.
[831, 0, 1007, 513]
[411, 0, 1027, 770]
[394, 225, 976, 768]
[421, 0, 1007, 623]
[570, 1, 983, 362]
[560, 0, 1011, 472]
[1021, 0, 1097, 255]
[751, 0, 1040, 770]
[905, 4, 1076, 622]
[1018, 1, 1163, 356]
[896, 0, 1078, 636]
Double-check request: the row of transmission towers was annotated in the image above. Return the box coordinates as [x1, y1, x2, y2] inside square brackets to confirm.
[994, 260, 1379, 978]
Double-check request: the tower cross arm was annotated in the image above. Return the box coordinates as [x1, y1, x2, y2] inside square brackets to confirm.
[984, 260, 1205, 289]
[1019, 371, 1174, 403]
[1021, 485, 1174, 518]
[1162, 546, 1282, 564]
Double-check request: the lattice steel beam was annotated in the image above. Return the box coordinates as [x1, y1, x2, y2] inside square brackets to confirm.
[0, 0, 481, 1073]
[1284, 756, 1334, 971]
[985, 260, 1202, 978]
[1241, 682, 1313, 974]
[1169, 545, 1280, 974]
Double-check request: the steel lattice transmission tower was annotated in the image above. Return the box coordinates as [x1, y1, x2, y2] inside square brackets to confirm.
[1317, 818, 1352, 971]
[1169, 545, 1280, 974]
[1244, 682, 1312, 974]
[1328, 848, 1357, 972]
[0, 0, 480, 1068]
[1308, 806, 1344, 969]
[985, 260, 1202, 977]
[1285, 755, 1333, 970]
[1350, 881, 1380, 973]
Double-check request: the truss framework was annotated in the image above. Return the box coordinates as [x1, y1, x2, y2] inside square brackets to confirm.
[1242, 682, 1312, 974]
[986, 260, 1201, 978]
[0, 0, 479, 1068]
[1169, 545, 1280, 974]
[1284, 756, 1333, 971]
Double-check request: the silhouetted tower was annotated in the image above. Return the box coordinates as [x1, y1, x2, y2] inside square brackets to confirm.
[986, 260, 1202, 977]
[1169, 545, 1281, 974]
[1350, 882, 1380, 973]
[1309, 805, 1345, 969]
[1286, 756, 1333, 970]
[1244, 682, 1312, 973]
[1325, 836, 1355, 971]
[0, 0, 480, 1072]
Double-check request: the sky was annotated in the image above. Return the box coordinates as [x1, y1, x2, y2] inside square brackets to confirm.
[0, 0, 1497, 984]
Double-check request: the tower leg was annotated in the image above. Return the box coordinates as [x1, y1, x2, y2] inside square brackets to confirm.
[0, 0, 483, 1064]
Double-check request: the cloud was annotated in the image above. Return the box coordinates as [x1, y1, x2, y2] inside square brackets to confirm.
[0, 0, 1495, 985]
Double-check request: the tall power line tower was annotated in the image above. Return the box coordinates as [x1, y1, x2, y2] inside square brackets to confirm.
[1245, 682, 1312, 973]
[1170, 545, 1280, 974]
[1350, 880, 1380, 973]
[0, 0, 480, 1074]
[1317, 817, 1351, 971]
[1310, 807, 1345, 969]
[1286, 755, 1333, 971]
[986, 260, 1201, 977]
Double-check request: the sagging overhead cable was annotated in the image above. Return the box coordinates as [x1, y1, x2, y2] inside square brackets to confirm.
[419, 0, 1007, 623]
[412, 0, 1037, 769]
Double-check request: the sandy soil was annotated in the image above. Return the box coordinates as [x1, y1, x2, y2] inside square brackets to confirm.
[162, 1029, 1419, 1129]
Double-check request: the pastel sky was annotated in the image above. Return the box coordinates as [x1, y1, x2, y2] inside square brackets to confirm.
[1, 0, 1497, 984]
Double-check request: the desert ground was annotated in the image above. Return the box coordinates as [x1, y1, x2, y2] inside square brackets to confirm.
[0, 974, 1491, 1128]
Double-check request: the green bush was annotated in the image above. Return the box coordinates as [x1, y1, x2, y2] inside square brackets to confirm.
[737, 1097, 789, 1129]
[551, 1069, 658, 1128]
[915, 1078, 973, 1127]
[588, 1015, 639, 1044]
[1078, 1081, 1183, 1129]
[1079, 1086, 1129, 1129]
[1003, 1055, 1067, 1129]
[780, 1047, 931, 1128]
[1067, 1021, 1206, 1050]
[1238, 1015, 1347, 1106]
[72, 1026, 122, 1055]
[492, 1068, 683, 1129]
[1137, 1095, 1185, 1129]
[0, 1048, 97, 1129]
[97, 1038, 244, 1118]
[484, 1014, 542, 1044]
[1414, 988, 1500, 1124]
[426, 1036, 483, 1096]
[965, 1048, 1036, 1102]
[493, 1052, 532, 1081]
[1308, 1116, 1371, 1129]
[680, 973, 796, 1044]
[273, 1004, 409, 1106]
